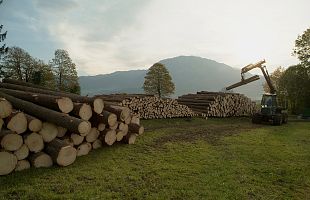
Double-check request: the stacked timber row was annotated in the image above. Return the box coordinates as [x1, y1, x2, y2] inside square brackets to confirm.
[0, 79, 144, 176]
[177, 91, 257, 117]
[96, 94, 196, 119]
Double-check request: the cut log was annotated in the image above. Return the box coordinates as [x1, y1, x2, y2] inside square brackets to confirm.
[102, 111, 117, 127]
[101, 129, 116, 146]
[6, 111, 28, 134]
[45, 138, 77, 167]
[56, 126, 67, 138]
[39, 122, 58, 142]
[92, 139, 102, 149]
[70, 133, 84, 146]
[14, 144, 29, 160]
[76, 142, 92, 156]
[0, 118, 3, 132]
[0, 92, 91, 135]
[85, 128, 99, 143]
[122, 133, 137, 144]
[104, 104, 130, 122]
[29, 152, 53, 168]
[92, 98, 104, 114]
[130, 116, 140, 125]
[97, 123, 106, 131]
[0, 151, 17, 175]
[128, 123, 144, 135]
[26, 114, 42, 132]
[72, 103, 92, 121]
[0, 88, 74, 113]
[2, 78, 55, 90]
[118, 123, 128, 136]
[124, 116, 131, 125]
[0, 98, 12, 118]
[109, 123, 118, 130]
[24, 132, 44, 153]
[15, 160, 31, 171]
[116, 130, 124, 141]
[0, 129, 23, 151]
[63, 138, 74, 147]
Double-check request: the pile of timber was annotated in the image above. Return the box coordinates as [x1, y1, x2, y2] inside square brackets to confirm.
[0, 79, 144, 175]
[177, 91, 258, 117]
[96, 94, 196, 119]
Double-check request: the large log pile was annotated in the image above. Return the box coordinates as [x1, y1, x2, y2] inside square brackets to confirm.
[0, 79, 144, 175]
[177, 91, 258, 117]
[96, 94, 195, 119]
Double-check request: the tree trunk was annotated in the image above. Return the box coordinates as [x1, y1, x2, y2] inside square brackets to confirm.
[29, 152, 53, 168]
[26, 114, 42, 132]
[5, 111, 28, 134]
[70, 133, 84, 146]
[39, 122, 58, 142]
[100, 129, 116, 146]
[76, 142, 92, 156]
[85, 128, 99, 143]
[104, 104, 130, 122]
[122, 133, 137, 144]
[0, 88, 74, 113]
[71, 103, 92, 121]
[0, 151, 17, 175]
[14, 159, 31, 171]
[0, 129, 23, 151]
[14, 144, 29, 160]
[56, 126, 67, 138]
[128, 123, 144, 135]
[92, 139, 102, 149]
[45, 138, 77, 167]
[0, 92, 91, 135]
[0, 98, 12, 118]
[24, 132, 44, 153]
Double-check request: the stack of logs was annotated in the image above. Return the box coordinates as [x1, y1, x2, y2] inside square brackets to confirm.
[96, 94, 196, 119]
[177, 91, 258, 117]
[0, 79, 144, 175]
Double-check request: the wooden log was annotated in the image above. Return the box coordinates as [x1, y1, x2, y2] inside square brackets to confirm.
[109, 123, 118, 130]
[122, 133, 137, 144]
[5, 111, 28, 134]
[116, 130, 124, 141]
[104, 104, 130, 122]
[101, 111, 117, 127]
[39, 122, 58, 142]
[56, 126, 67, 138]
[0, 118, 3, 132]
[45, 138, 77, 166]
[92, 139, 102, 149]
[2, 78, 55, 90]
[0, 129, 23, 151]
[76, 142, 92, 156]
[124, 116, 131, 125]
[70, 133, 84, 146]
[130, 116, 140, 125]
[92, 98, 104, 114]
[0, 92, 91, 135]
[0, 98, 12, 118]
[97, 123, 106, 131]
[0, 151, 17, 175]
[0, 88, 74, 113]
[100, 129, 116, 146]
[26, 114, 42, 132]
[14, 159, 30, 171]
[128, 123, 144, 135]
[29, 152, 53, 168]
[85, 128, 99, 143]
[71, 103, 92, 121]
[14, 144, 29, 160]
[24, 132, 44, 153]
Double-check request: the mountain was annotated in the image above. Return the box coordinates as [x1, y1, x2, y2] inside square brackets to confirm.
[79, 56, 265, 100]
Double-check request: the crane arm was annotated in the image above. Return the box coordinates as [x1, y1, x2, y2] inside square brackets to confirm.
[225, 59, 276, 94]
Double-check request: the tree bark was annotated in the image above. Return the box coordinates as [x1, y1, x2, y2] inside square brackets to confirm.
[45, 138, 77, 167]
[29, 152, 53, 168]
[0, 92, 91, 135]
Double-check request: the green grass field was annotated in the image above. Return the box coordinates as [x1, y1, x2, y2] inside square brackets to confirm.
[0, 118, 309, 199]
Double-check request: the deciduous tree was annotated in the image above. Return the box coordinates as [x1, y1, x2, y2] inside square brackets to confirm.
[143, 63, 175, 97]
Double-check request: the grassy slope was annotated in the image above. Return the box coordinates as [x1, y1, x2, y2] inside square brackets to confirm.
[0, 118, 309, 199]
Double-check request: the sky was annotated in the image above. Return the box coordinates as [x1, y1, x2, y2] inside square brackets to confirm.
[0, 0, 309, 76]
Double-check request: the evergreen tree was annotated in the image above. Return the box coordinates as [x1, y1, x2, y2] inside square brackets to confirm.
[143, 63, 175, 97]
[0, 0, 8, 60]
[51, 49, 80, 94]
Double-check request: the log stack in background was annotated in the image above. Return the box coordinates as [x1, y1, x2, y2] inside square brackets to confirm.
[177, 91, 258, 118]
[95, 94, 196, 119]
[0, 79, 143, 176]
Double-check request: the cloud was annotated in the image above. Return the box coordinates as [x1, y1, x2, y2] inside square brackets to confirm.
[34, 0, 79, 13]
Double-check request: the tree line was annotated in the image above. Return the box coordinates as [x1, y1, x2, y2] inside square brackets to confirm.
[0, 47, 80, 94]
[264, 27, 310, 114]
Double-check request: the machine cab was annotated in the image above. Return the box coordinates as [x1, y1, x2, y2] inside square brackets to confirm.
[261, 94, 278, 115]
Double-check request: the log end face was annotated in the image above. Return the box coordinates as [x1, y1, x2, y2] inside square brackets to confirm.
[0, 152, 17, 175]
[0, 99, 13, 118]
[58, 97, 74, 114]
[57, 146, 77, 167]
[1, 133, 23, 151]
[78, 121, 91, 136]
[93, 98, 104, 114]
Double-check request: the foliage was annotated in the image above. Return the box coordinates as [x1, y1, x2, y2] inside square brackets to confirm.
[143, 63, 175, 97]
[278, 64, 310, 114]
[0, 118, 309, 199]
[50, 49, 80, 94]
[0, 1, 9, 60]
[293, 27, 310, 66]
